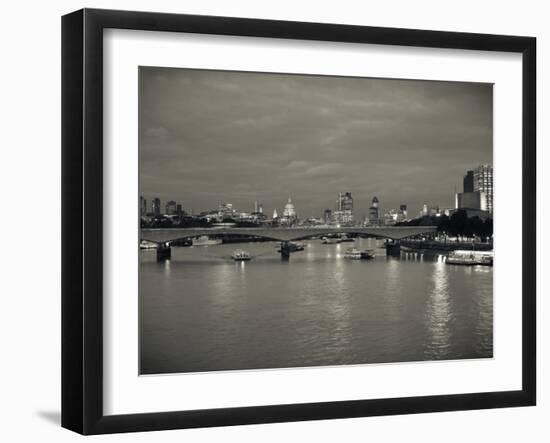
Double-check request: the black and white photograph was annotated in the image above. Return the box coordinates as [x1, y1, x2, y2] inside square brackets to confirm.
[1, 0, 544, 439]
[138, 67, 494, 375]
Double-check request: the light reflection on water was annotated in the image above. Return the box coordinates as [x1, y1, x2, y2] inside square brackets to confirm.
[424, 259, 451, 359]
[140, 239, 493, 374]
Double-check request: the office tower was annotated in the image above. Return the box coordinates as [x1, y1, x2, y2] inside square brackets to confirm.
[152, 197, 161, 217]
[140, 196, 147, 216]
[473, 164, 493, 214]
[456, 192, 487, 211]
[369, 197, 379, 224]
[165, 200, 177, 215]
[334, 192, 353, 225]
[337, 192, 353, 211]
[463, 170, 474, 193]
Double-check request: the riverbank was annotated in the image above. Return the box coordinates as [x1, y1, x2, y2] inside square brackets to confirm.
[400, 239, 493, 253]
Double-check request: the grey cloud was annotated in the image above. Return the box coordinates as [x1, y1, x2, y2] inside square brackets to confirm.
[139, 67, 492, 218]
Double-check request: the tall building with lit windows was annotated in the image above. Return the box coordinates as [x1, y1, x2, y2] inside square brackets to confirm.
[337, 192, 353, 212]
[152, 197, 161, 217]
[333, 192, 353, 225]
[368, 196, 380, 225]
[473, 164, 493, 214]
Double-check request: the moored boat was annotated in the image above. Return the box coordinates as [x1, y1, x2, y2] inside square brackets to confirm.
[445, 250, 493, 266]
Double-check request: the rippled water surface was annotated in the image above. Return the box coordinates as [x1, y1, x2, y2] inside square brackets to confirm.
[140, 238, 493, 374]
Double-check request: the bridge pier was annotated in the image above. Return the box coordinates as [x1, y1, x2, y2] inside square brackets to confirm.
[385, 239, 401, 256]
[156, 243, 171, 261]
[280, 241, 291, 261]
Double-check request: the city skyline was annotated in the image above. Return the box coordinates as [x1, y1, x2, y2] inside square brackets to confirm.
[140, 160, 492, 220]
[140, 67, 492, 218]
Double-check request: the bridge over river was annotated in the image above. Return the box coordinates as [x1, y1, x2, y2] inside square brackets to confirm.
[142, 226, 438, 261]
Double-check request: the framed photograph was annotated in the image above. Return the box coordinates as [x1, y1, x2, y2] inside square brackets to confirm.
[62, 8, 536, 434]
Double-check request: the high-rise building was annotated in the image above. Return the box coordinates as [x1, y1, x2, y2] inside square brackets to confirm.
[385, 205, 408, 224]
[473, 164, 493, 214]
[176, 204, 183, 215]
[323, 209, 332, 224]
[165, 200, 177, 215]
[421, 204, 429, 217]
[152, 198, 161, 217]
[368, 197, 379, 225]
[463, 170, 474, 193]
[140, 196, 147, 216]
[332, 210, 353, 225]
[334, 192, 353, 225]
[337, 192, 353, 211]
[456, 192, 487, 211]
[254, 201, 258, 213]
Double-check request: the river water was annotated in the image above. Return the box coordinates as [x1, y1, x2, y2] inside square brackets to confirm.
[140, 238, 493, 374]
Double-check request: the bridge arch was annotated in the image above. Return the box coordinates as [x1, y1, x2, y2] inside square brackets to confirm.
[142, 232, 285, 245]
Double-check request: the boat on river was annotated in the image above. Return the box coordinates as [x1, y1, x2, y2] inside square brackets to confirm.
[446, 250, 493, 266]
[344, 248, 375, 260]
[321, 236, 341, 244]
[232, 250, 251, 261]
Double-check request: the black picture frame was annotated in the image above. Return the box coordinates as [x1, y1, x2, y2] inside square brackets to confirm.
[62, 8, 536, 435]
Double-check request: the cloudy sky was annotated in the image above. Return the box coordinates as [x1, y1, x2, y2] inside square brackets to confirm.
[139, 67, 492, 219]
